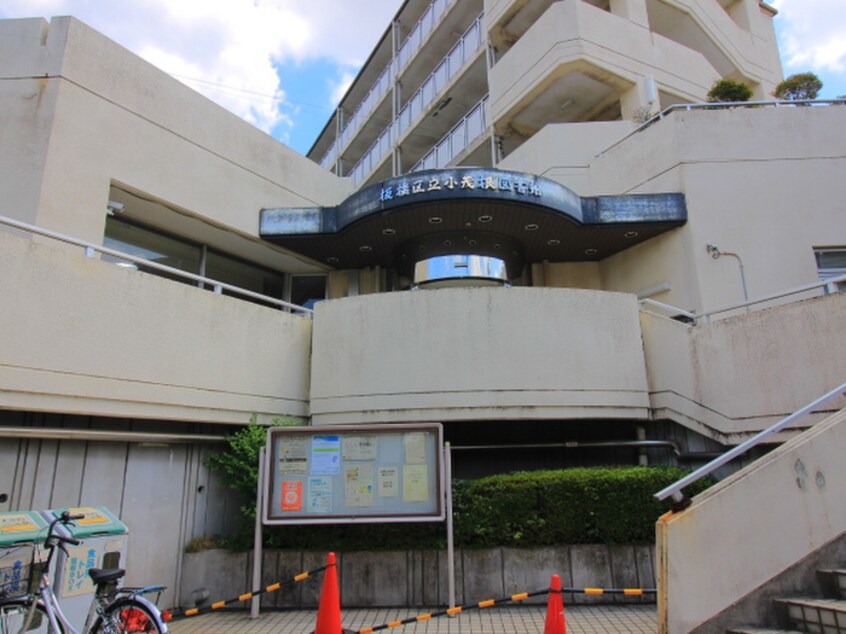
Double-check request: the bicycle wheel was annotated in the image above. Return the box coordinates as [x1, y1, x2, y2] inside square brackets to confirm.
[90, 598, 165, 634]
[0, 598, 65, 634]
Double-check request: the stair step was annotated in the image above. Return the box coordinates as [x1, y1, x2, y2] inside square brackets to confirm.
[776, 597, 846, 633]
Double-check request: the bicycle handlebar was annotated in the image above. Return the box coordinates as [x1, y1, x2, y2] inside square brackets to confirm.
[43, 511, 85, 549]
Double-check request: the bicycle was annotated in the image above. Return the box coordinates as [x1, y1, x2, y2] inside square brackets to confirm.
[0, 511, 169, 634]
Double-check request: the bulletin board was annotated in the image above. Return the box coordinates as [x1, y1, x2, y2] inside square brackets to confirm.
[262, 424, 444, 524]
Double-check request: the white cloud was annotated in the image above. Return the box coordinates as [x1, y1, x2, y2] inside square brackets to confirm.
[772, 0, 846, 72]
[329, 71, 357, 109]
[0, 0, 402, 135]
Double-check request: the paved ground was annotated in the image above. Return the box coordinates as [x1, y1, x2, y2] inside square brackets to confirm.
[168, 604, 657, 633]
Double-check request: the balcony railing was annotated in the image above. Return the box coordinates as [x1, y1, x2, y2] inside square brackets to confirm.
[320, 0, 458, 169]
[349, 14, 485, 186]
[412, 95, 489, 172]
[395, 14, 483, 140]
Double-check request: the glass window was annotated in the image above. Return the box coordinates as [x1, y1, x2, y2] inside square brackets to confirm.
[205, 250, 285, 302]
[815, 248, 846, 281]
[103, 216, 201, 282]
[104, 216, 291, 309]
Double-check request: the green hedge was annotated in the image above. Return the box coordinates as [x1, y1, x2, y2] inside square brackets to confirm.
[452, 466, 711, 547]
[216, 465, 710, 551]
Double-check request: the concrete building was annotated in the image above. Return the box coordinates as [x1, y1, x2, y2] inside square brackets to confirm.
[1, 1, 845, 626]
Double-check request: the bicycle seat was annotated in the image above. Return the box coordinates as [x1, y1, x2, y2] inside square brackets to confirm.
[88, 568, 126, 584]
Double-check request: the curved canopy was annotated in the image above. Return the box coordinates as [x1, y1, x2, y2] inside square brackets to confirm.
[260, 167, 686, 276]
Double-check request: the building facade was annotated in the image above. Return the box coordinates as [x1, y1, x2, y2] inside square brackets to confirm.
[1, 1, 845, 610]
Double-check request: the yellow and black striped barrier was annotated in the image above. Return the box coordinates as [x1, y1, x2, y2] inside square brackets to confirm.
[168, 564, 328, 621]
[356, 589, 550, 633]
[356, 586, 656, 633]
[565, 587, 656, 596]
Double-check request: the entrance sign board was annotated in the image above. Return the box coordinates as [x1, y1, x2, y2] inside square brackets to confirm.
[263, 423, 444, 524]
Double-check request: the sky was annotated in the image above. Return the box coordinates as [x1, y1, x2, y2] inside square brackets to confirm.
[1, 0, 844, 156]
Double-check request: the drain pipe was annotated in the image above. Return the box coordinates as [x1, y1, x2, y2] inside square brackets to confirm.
[448, 440, 724, 462]
[0, 426, 226, 444]
[450, 440, 681, 455]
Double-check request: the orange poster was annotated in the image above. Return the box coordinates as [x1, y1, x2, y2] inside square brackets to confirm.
[281, 481, 302, 512]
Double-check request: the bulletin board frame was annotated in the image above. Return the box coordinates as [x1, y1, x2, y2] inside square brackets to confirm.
[262, 423, 444, 525]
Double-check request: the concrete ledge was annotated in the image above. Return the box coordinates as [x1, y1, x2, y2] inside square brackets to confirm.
[180, 545, 656, 609]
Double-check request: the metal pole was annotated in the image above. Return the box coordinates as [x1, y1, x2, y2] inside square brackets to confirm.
[445, 441, 456, 609]
[251, 446, 266, 619]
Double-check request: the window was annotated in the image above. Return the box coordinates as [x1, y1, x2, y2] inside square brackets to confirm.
[205, 250, 285, 304]
[104, 216, 287, 308]
[814, 248, 846, 281]
[103, 216, 201, 282]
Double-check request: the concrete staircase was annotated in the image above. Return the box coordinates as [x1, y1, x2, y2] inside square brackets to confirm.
[728, 569, 846, 634]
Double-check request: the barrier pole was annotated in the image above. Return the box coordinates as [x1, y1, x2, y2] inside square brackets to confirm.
[251, 446, 266, 619]
[445, 441, 456, 609]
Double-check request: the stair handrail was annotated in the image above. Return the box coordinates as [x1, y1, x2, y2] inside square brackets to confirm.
[638, 274, 845, 324]
[654, 382, 846, 506]
[695, 274, 845, 323]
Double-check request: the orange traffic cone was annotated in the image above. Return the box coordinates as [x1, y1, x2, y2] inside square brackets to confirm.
[544, 574, 566, 634]
[314, 552, 344, 634]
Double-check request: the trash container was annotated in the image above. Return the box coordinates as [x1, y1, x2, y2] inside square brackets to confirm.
[0, 510, 49, 598]
[41, 506, 129, 629]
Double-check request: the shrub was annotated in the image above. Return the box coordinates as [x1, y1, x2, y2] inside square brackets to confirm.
[773, 72, 823, 101]
[707, 79, 753, 103]
[203, 415, 303, 524]
[204, 425, 712, 551]
[452, 466, 711, 546]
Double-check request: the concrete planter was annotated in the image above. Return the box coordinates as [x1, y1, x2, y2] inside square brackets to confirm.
[179, 545, 655, 609]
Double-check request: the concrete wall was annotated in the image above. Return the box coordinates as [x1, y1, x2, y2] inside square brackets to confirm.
[0, 230, 312, 424]
[180, 545, 656, 609]
[641, 291, 846, 443]
[308, 287, 650, 425]
[656, 406, 846, 634]
[498, 120, 635, 195]
[590, 106, 846, 312]
[0, 16, 352, 271]
[489, 0, 719, 127]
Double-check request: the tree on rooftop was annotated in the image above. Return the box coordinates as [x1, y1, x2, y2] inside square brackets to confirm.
[773, 72, 823, 101]
[707, 79, 753, 103]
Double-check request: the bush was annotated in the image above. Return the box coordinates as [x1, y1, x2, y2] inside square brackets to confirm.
[707, 79, 753, 103]
[773, 72, 823, 101]
[203, 415, 304, 525]
[452, 466, 711, 546]
[204, 425, 712, 551]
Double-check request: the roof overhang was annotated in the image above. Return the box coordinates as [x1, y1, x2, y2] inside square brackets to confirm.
[260, 167, 686, 278]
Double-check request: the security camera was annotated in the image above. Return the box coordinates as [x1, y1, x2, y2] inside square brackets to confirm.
[106, 200, 125, 215]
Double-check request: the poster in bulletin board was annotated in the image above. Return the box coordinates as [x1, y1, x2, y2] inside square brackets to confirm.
[263, 423, 444, 524]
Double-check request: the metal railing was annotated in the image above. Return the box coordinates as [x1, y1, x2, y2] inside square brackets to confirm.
[412, 95, 489, 172]
[639, 274, 846, 325]
[598, 98, 846, 158]
[320, 0, 458, 169]
[655, 382, 846, 505]
[0, 213, 312, 315]
[348, 13, 484, 186]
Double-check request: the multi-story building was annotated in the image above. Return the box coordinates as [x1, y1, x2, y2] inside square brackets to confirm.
[0, 1, 844, 623]
[308, 0, 782, 187]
